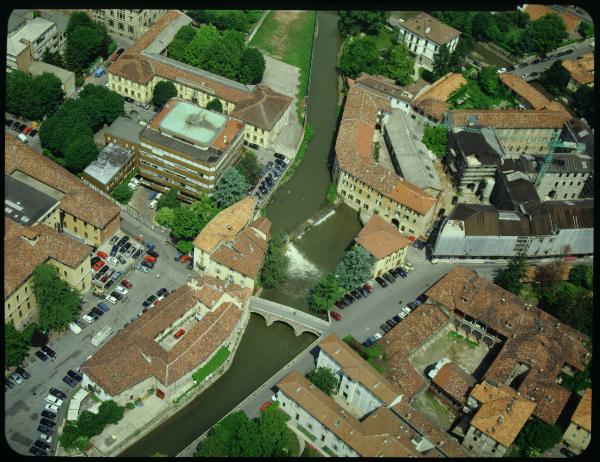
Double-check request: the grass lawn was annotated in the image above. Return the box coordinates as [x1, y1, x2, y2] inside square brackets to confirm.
[448, 77, 519, 110]
[284, 427, 300, 456]
[520, 283, 540, 307]
[251, 10, 317, 115]
[371, 27, 396, 52]
[192, 346, 230, 383]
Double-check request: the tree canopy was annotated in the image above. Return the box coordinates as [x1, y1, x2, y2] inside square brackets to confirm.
[479, 66, 500, 96]
[168, 24, 197, 62]
[308, 367, 339, 396]
[206, 98, 224, 113]
[259, 230, 289, 289]
[64, 137, 99, 174]
[152, 81, 178, 108]
[422, 125, 448, 158]
[65, 12, 110, 74]
[526, 13, 568, 55]
[155, 207, 175, 227]
[381, 43, 414, 86]
[334, 246, 375, 290]
[339, 36, 382, 79]
[112, 181, 134, 204]
[541, 61, 570, 97]
[569, 264, 593, 290]
[239, 47, 266, 85]
[176, 240, 194, 254]
[308, 273, 345, 313]
[494, 254, 528, 296]
[214, 167, 248, 209]
[6, 70, 64, 121]
[540, 281, 592, 336]
[32, 264, 82, 332]
[156, 188, 181, 210]
[338, 11, 388, 37]
[5, 323, 30, 368]
[170, 207, 203, 240]
[236, 150, 262, 185]
[515, 418, 563, 456]
[573, 86, 594, 125]
[186, 10, 262, 33]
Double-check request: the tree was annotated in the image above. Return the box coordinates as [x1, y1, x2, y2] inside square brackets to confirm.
[64, 137, 98, 174]
[177, 240, 194, 254]
[479, 66, 500, 96]
[527, 13, 568, 55]
[334, 246, 375, 289]
[308, 273, 345, 313]
[155, 207, 175, 227]
[98, 400, 125, 425]
[206, 98, 223, 113]
[308, 367, 339, 396]
[236, 150, 262, 185]
[541, 61, 570, 97]
[189, 195, 221, 227]
[78, 84, 124, 129]
[381, 43, 414, 86]
[579, 21, 594, 38]
[471, 12, 495, 41]
[256, 406, 290, 457]
[515, 418, 563, 455]
[170, 207, 203, 240]
[77, 410, 105, 437]
[5, 323, 29, 368]
[204, 30, 245, 81]
[422, 125, 448, 158]
[259, 230, 289, 289]
[569, 264, 593, 290]
[494, 254, 528, 296]
[66, 11, 95, 35]
[32, 264, 82, 332]
[65, 26, 104, 74]
[213, 167, 248, 209]
[432, 44, 453, 81]
[573, 86, 594, 124]
[338, 11, 388, 37]
[535, 259, 568, 291]
[540, 281, 592, 336]
[183, 24, 221, 70]
[339, 36, 382, 79]
[239, 47, 265, 84]
[60, 423, 82, 451]
[157, 188, 181, 210]
[112, 181, 134, 204]
[168, 24, 197, 61]
[31, 330, 49, 348]
[6, 70, 63, 121]
[152, 81, 178, 108]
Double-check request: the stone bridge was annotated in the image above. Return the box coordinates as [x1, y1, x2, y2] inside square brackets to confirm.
[249, 297, 330, 337]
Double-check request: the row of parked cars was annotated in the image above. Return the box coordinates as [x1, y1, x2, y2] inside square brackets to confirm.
[374, 262, 414, 289]
[30, 387, 70, 455]
[6, 118, 38, 140]
[255, 154, 288, 200]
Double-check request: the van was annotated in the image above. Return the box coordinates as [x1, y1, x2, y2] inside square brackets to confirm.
[68, 322, 82, 335]
[17, 133, 28, 144]
[149, 199, 157, 209]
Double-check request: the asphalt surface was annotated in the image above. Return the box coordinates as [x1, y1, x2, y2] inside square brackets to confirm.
[5, 214, 190, 456]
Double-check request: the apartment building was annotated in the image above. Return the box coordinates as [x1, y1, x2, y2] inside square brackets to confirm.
[81, 276, 252, 403]
[7, 17, 58, 71]
[396, 12, 461, 71]
[563, 388, 591, 455]
[354, 214, 411, 278]
[139, 98, 245, 200]
[4, 218, 92, 330]
[334, 80, 437, 240]
[6, 134, 121, 247]
[91, 9, 167, 40]
[193, 197, 270, 291]
[107, 11, 293, 149]
[103, 116, 145, 158]
[82, 143, 136, 194]
[562, 53, 594, 91]
[462, 380, 537, 457]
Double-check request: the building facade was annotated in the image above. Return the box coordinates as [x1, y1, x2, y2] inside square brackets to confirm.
[562, 388, 591, 455]
[397, 12, 460, 71]
[82, 143, 136, 193]
[28, 60, 76, 97]
[7, 17, 58, 71]
[91, 9, 167, 40]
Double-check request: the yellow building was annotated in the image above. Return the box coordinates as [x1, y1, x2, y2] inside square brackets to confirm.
[193, 197, 271, 291]
[4, 219, 92, 330]
[563, 388, 591, 455]
[354, 214, 412, 278]
[91, 9, 167, 40]
[6, 134, 121, 247]
[107, 11, 293, 149]
[562, 53, 594, 92]
[334, 81, 437, 240]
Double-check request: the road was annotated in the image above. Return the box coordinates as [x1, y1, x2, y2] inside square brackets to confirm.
[507, 38, 595, 81]
[5, 214, 190, 456]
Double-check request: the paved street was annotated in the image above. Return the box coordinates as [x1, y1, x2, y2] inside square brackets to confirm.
[5, 214, 189, 456]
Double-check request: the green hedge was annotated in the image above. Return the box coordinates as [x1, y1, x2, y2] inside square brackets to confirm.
[192, 346, 230, 383]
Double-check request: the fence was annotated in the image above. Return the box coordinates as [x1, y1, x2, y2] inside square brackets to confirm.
[246, 10, 270, 44]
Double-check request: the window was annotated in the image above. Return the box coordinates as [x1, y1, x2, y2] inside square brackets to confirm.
[321, 435, 325, 442]
[64, 270, 67, 277]
[308, 423, 313, 430]
[295, 413, 299, 420]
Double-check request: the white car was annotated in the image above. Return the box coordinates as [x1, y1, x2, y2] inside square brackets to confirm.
[149, 199, 157, 209]
[108, 256, 119, 266]
[374, 333, 382, 340]
[10, 373, 23, 385]
[105, 295, 118, 305]
[401, 262, 414, 272]
[39, 432, 53, 443]
[497, 67, 507, 73]
[82, 315, 95, 324]
[115, 285, 128, 296]
[45, 395, 63, 407]
[137, 264, 149, 273]
[155, 192, 163, 200]
[45, 403, 59, 413]
[125, 247, 135, 258]
[401, 306, 411, 315]
[399, 311, 408, 319]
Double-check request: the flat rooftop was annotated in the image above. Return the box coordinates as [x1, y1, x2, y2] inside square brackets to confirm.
[159, 101, 228, 148]
[5, 175, 58, 226]
[105, 116, 145, 146]
[83, 144, 134, 186]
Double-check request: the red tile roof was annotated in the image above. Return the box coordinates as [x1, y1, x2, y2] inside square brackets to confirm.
[431, 362, 476, 406]
[449, 109, 570, 129]
[355, 214, 411, 259]
[571, 388, 592, 432]
[523, 4, 581, 34]
[500, 73, 554, 110]
[414, 72, 467, 121]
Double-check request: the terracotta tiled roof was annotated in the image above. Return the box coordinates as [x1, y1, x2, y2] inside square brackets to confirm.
[277, 371, 421, 457]
[336, 81, 437, 215]
[193, 197, 256, 253]
[383, 304, 449, 398]
[562, 53, 595, 85]
[319, 334, 401, 405]
[449, 109, 570, 129]
[250, 216, 271, 236]
[571, 388, 592, 432]
[211, 218, 270, 279]
[355, 73, 429, 103]
[431, 362, 476, 406]
[4, 218, 91, 299]
[401, 12, 461, 45]
[425, 266, 591, 424]
[414, 72, 467, 121]
[523, 4, 581, 34]
[107, 11, 292, 130]
[469, 380, 537, 448]
[211, 118, 246, 150]
[500, 73, 554, 110]
[355, 214, 411, 260]
[5, 135, 120, 230]
[81, 276, 251, 397]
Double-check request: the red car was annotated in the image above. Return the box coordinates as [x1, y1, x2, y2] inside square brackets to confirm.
[179, 255, 190, 263]
[174, 329, 185, 339]
[92, 261, 105, 272]
[121, 279, 133, 289]
[334, 300, 346, 310]
[363, 283, 374, 293]
[144, 255, 157, 263]
[259, 400, 273, 412]
[96, 250, 108, 260]
[330, 311, 341, 321]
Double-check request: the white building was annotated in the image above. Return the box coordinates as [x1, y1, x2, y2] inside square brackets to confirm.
[7, 17, 58, 71]
[396, 12, 461, 71]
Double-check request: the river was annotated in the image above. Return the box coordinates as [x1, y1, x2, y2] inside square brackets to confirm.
[120, 11, 351, 457]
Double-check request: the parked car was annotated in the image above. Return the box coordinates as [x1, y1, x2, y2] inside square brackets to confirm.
[119, 242, 131, 253]
[105, 279, 115, 289]
[137, 264, 150, 273]
[97, 302, 110, 312]
[357, 286, 369, 297]
[108, 256, 119, 266]
[91, 307, 104, 317]
[125, 247, 135, 258]
[343, 293, 355, 303]
[121, 279, 133, 289]
[401, 306, 411, 316]
[16, 367, 31, 380]
[96, 250, 108, 259]
[110, 291, 123, 301]
[351, 289, 363, 300]
[375, 276, 388, 288]
[67, 370, 83, 382]
[35, 350, 48, 361]
[451, 195, 458, 205]
[132, 248, 143, 259]
[18, 123, 27, 132]
[334, 299, 347, 309]
[382, 272, 396, 284]
[98, 265, 109, 276]
[12, 121, 20, 130]
[330, 311, 341, 321]
[156, 287, 168, 298]
[417, 294, 428, 303]
[45, 395, 63, 406]
[49, 388, 66, 400]
[29, 446, 47, 457]
[6, 119, 13, 127]
[5, 377, 15, 389]
[115, 285, 128, 296]
[407, 301, 417, 310]
[386, 319, 397, 328]
[363, 283, 374, 293]
[529, 71, 540, 78]
[143, 295, 157, 307]
[62, 376, 78, 387]
[38, 432, 53, 443]
[124, 96, 134, 103]
[41, 410, 56, 420]
[117, 255, 127, 265]
[174, 329, 185, 339]
[82, 314, 95, 324]
[274, 153, 286, 161]
[109, 235, 119, 245]
[116, 236, 129, 247]
[363, 335, 377, 347]
[147, 249, 159, 258]
[392, 314, 402, 323]
[105, 295, 118, 304]
[34, 440, 51, 451]
[41, 346, 56, 358]
[10, 373, 23, 385]
[380, 323, 391, 333]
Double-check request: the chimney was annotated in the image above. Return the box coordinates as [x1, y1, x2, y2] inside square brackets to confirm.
[501, 297, 506, 303]
[296, 386, 301, 393]
[223, 135, 227, 145]
[335, 420, 341, 427]
[425, 26, 431, 34]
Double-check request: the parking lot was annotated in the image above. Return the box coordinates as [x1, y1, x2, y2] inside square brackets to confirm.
[5, 114, 42, 154]
[5, 214, 191, 456]
[250, 153, 291, 207]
